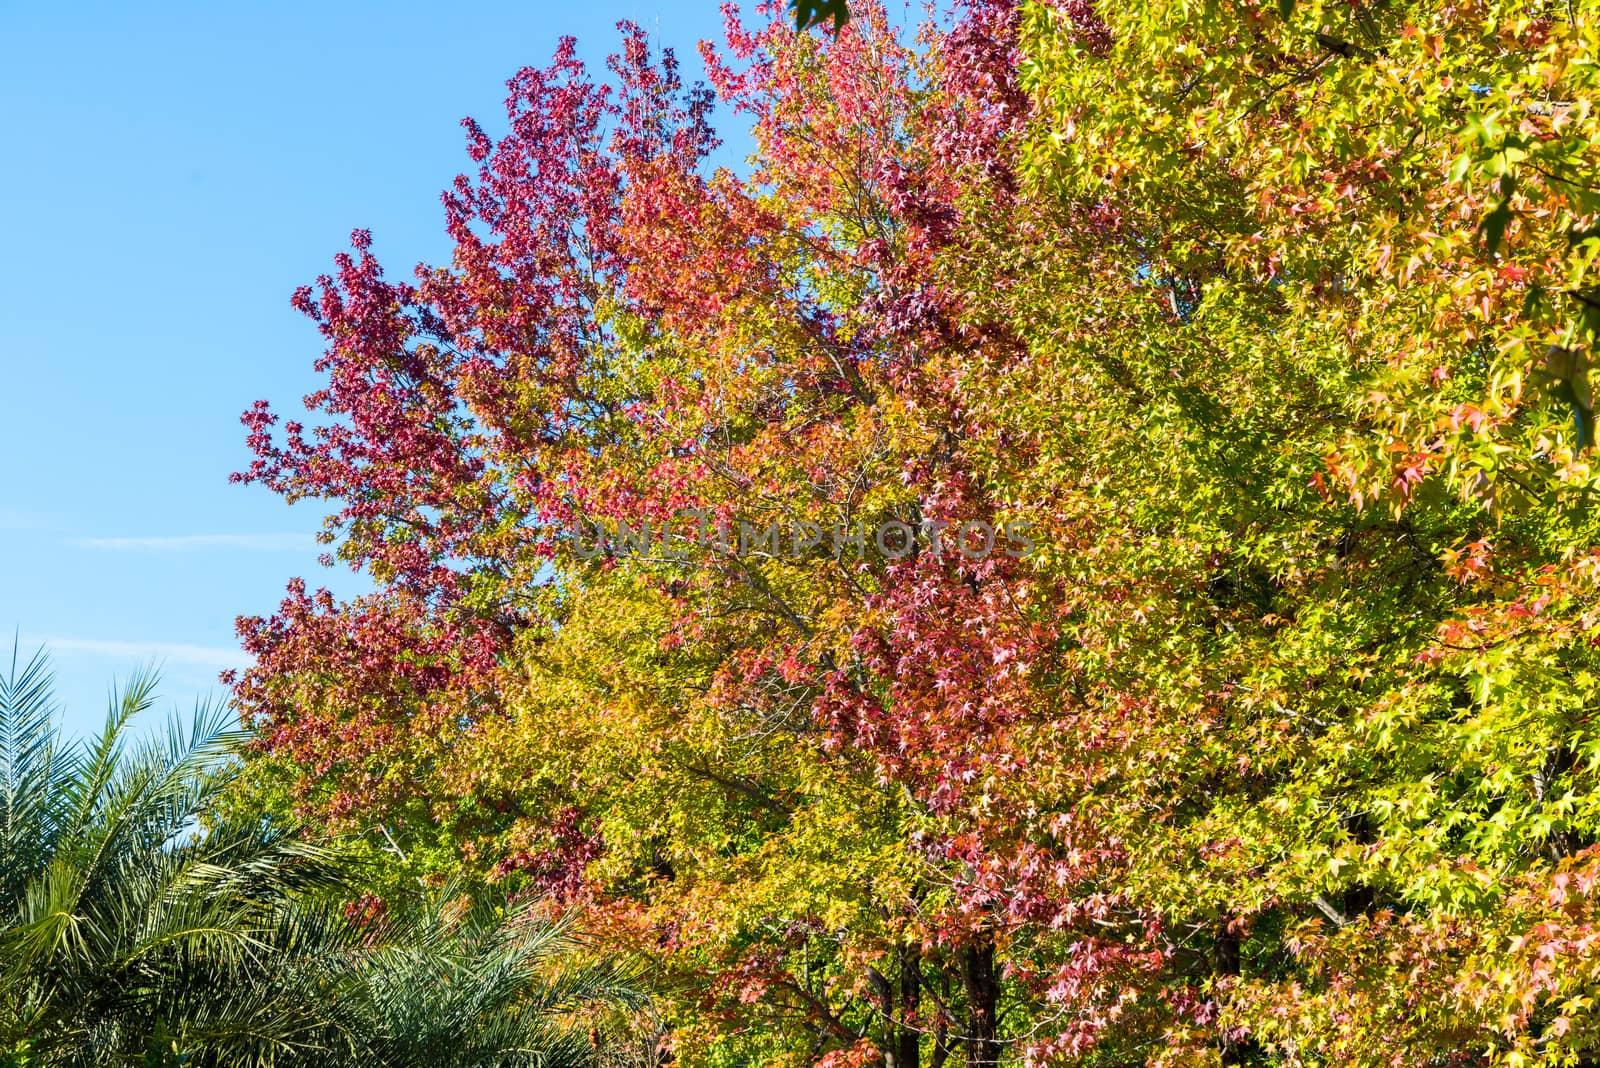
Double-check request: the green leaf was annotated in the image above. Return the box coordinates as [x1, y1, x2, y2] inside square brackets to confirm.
[1480, 175, 1517, 256]
[792, 0, 850, 32]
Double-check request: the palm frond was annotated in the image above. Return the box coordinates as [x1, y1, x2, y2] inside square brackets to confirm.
[0, 642, 67, 908]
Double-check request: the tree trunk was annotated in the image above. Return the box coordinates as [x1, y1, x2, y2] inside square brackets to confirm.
[871, 949, 923, 1068]
[870, 966, 896, 1068]
[898, 945, 921, 1068]
[960, 939, 1001, 1067]
[931, 969, 952, 1068]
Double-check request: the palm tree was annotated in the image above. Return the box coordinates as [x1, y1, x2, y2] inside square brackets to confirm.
[0, 646, 351, 1064]
[0, 646, 637, 1067]
[336, 889, 644, 1068]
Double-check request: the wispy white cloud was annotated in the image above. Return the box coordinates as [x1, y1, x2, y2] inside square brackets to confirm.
[38, 638, 249, 670]
[0, 509, 48, 531]
[71, 533, 316, 552]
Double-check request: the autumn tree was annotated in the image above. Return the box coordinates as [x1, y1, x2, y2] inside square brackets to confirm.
[232, 0, 1600, 1064]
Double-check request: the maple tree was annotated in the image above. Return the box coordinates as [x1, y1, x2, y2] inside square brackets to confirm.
[228, 0, 1600, 1064]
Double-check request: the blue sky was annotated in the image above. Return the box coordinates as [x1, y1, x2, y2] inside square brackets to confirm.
[0, 0, 745, 737]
